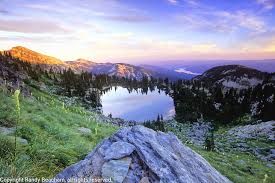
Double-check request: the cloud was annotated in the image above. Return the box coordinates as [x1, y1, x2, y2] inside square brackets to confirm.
[111, 32, 134, 40]
[176, 14, 230, 33]
[0, 19, 69, 34]
[73, 22, 107, 34]
[191, 43, 217, 51]
[0, 0, 273, 61]
[0, 9, 9, 14]
[176, 10, 266, 33]
[239, 31, 275, 52]
[183, 0, 200, 6]
[23, 0, 152, 23]
[99, 14, 152, 22]
[168, 0, 199, 6]
[167, 0, 178, 5]
[24, 4, 53, 11]
[265, 45, 275, 51]
[217, 11, 265, 32]
[0, 36, 71, 43]
[257, 0, 275, 10]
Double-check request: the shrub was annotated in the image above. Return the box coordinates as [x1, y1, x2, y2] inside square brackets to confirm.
[54, 150, 77, 167]
[17, 126, 35, 142]
[204, 131, 215, 151]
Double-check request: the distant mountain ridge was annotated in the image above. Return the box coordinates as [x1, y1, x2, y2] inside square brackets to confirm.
[1, 46, 192, 80]
[2, 46, 274, 84]
[67, 60, 155, 80]
[65, 59, 97, 71]
[194, 65, 275, 89]
[153, 60, 275, 76]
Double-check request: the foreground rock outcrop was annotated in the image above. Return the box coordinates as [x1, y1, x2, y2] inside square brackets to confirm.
[52, 126, 231, 183]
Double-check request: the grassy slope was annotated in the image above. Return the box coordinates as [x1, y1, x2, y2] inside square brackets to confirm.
[165, 123, 275, 183]
[0, 87, 117, 178]
[0, 82, 274, 182]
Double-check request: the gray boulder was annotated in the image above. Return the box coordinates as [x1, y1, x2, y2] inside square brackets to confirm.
[104, 141, 135, 161]
[18, 137, 28, 145]
[187, 122, 213, 146]
[0, 127, 15, 135]
[52, 125, 231, 183]
[78, 127, 92, 135]
[102, 157, 132, 183]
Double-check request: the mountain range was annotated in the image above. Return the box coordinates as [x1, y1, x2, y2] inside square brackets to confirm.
[2, 46, 275, 86]
[1, 46, 194, 80]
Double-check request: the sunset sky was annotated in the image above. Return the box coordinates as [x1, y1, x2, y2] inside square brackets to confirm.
[0, 0, 275, 62]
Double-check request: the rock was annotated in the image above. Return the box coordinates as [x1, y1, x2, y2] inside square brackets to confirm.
[225, 121, 275, 163]
[104, 141, 135, 161]
[227, 121, 275, 140]
[52, 125, 231, 183]
[18, 137, 28, 145]
[265, 154, 275, 162]
[188, 122, 213, 146]
[20, 154, 31, 160]
[78, 127, 91, 135]
[0, 127, 15, 135]
[102, 157, 132, 183]
[266, 163, 274, 169]
[139, 177, 150, 183]
[0, 127, 28, 145]
[236, 160, 246, 166]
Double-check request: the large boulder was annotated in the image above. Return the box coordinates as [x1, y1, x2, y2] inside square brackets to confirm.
[51, 125, 231, 183]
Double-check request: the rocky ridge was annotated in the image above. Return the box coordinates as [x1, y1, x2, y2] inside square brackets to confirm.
[3, 46, 65, 65]
[227, 121, 275, 141]
[67, 60, 154, 80]
[225, 121, 275, 163]
[52, 125, 231, 183]
[194, 65, 274, 89]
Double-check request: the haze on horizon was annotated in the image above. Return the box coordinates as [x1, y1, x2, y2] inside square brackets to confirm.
[0, 0, 275, 63]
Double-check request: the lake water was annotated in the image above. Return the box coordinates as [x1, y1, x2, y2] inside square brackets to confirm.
[101, 86, 175, 122]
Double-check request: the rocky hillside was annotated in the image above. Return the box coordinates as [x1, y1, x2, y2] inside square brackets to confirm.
[67, 59, 194, 80]
[53, 125, 231, 183]
[65, 59, 97, 72]
[194, 65, 274, 89]
[67, 60, 154, 80]
[2, 46, 65, 65]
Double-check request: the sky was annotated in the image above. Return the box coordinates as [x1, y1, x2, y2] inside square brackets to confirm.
[0, 0, 275, 63]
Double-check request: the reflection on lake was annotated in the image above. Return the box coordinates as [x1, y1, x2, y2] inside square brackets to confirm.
[101, 86, 175, 122]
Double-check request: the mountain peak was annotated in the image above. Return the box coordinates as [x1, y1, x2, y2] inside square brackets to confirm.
[74, 58, 96, 64]
[65, 59, 97, 72]
[11, 46, 32, 51]
[194, 64, 269, 89]
[5, 46, 64, 65]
